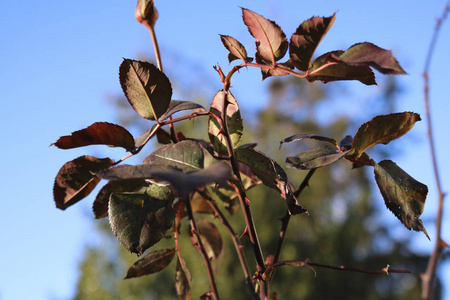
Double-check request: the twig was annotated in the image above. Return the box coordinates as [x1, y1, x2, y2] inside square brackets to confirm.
[421, 3, 450, 299]
[185, 194, 220, 300]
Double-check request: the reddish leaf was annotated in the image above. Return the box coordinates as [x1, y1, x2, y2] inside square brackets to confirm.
[52, 122, 135, 152]
[339, 42, 406, 75]
[289, 14, 336, 71]
[175, 256, 192, 300]
[109, 185, 176, 255]
[53, 156, 114, 210]
[93, 179, 147, 219]
[374, 160, 429, 239]
[220, 35, 252, 63]
[307, 51, 376, 85]
[119, 59, 172, 120]
[242, 8, 288, 63]
[125, 248, 176, 279]
[197, 218, 223, 260]
[256, 55, 294, 80]
[351, 112, 421, 158]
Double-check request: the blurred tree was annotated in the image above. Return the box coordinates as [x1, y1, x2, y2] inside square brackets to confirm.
[72, 61, 441, 299]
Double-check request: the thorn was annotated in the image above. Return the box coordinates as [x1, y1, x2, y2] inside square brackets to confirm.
[245, 197, 252, 205]
[240, 226, 249, 239]
[252, 272, 262, 282]
[218, 128, 225, 136]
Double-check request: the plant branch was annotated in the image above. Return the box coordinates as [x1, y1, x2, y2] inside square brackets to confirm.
[185, 194, 220, 300]
[421, 3, 450, 300]
[203, 188, 258, 300]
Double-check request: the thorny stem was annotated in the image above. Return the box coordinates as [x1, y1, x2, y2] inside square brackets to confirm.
[266, 259, 411, 276]
[421, 3, 449, 300]
[203, 188, 258, 300]
[219, 86, 267, 298]
[185, 194, 220, 300]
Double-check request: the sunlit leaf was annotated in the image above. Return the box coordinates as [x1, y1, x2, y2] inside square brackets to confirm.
[351, 112, 421, 158]
[93, 179, 147, 219]
[53, 156, 114, 210]
[236, 147, 306, 215]
[197, 218, 223, 260]
[280, 133, 337, 148]
[242, 8, 288, 63]
[290, 14, 336, 71]
[52, 122, 135, 152]
[119, 59, 172, 120]
[109, 185, 176, 255]
[339, 42, 406, 75]
[220, 35, 251, 63]
[208, 91, 243, 155]
[374, 160, 429, 239]
[158, 100, 205, 121]
[307, 51, 376, 85]
[286, 146, 349, 170]
[175, 256, 192, 300]
[144, 140, 204, 172]
[125, 248, 176, 279]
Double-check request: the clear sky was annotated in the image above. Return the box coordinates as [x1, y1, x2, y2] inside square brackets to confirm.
[0, 1, 449, 299]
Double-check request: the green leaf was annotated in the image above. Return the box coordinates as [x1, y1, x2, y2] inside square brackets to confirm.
[220, 35, 251, 63]
[158, 100, 205, 121]
[339, 42, 406, 75]
[109, 185, 176, 255]
[286, 146, 349, 170]
[208, 91, 243, 155]
[197, 218, 223, 260]
[242, 8, 288, 63]
[289, 14, 336, 71]
[280, 133, 337, 148]
[93, 179, 147, 219]
[119, 59, 172, 120]
[175, 256, 192, 300]
[53, 156, 114, 210]
[351, 112, 421, 158]
[307, 51, 376, 85]
[125, 248, 176, 279]
[236, 147, 306, 215]
[374, 160, 429, 239]
[52, 122, 135, 152]
[144, 140, 205, 172]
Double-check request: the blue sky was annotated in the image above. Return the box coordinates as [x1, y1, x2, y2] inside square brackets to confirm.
[1, 1, 449, 299]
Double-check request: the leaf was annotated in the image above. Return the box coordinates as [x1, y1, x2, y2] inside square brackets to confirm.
[144, 140, 205, 172]
[242, 8, 288, 63]
[119, 59, 172, 120]
[97, 164, 175, 181]
[374, 160, 429, 239]
[339, 42, 406, 75]
[289, 14, 336, 71]
[125, 248, 176, 279]
[286, 146, 349, 170]
[307, 51, 376, 85]
[280, 133, 337, 148]
[93, 179, 147, 219]
[52, 122, 135, 152]
[351, 112, 421, 158]
[109, 185, 176, 255]
[220, 35, 251, 63]
[175, 256, 192, 300]
[208, 91, 243, 155]
[135, 0, 159, 28]
[197, 218, 223, 260]
[158, 100, 205, 121]
[236, 147, 306, 215]
[53, 156, 114, 210]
